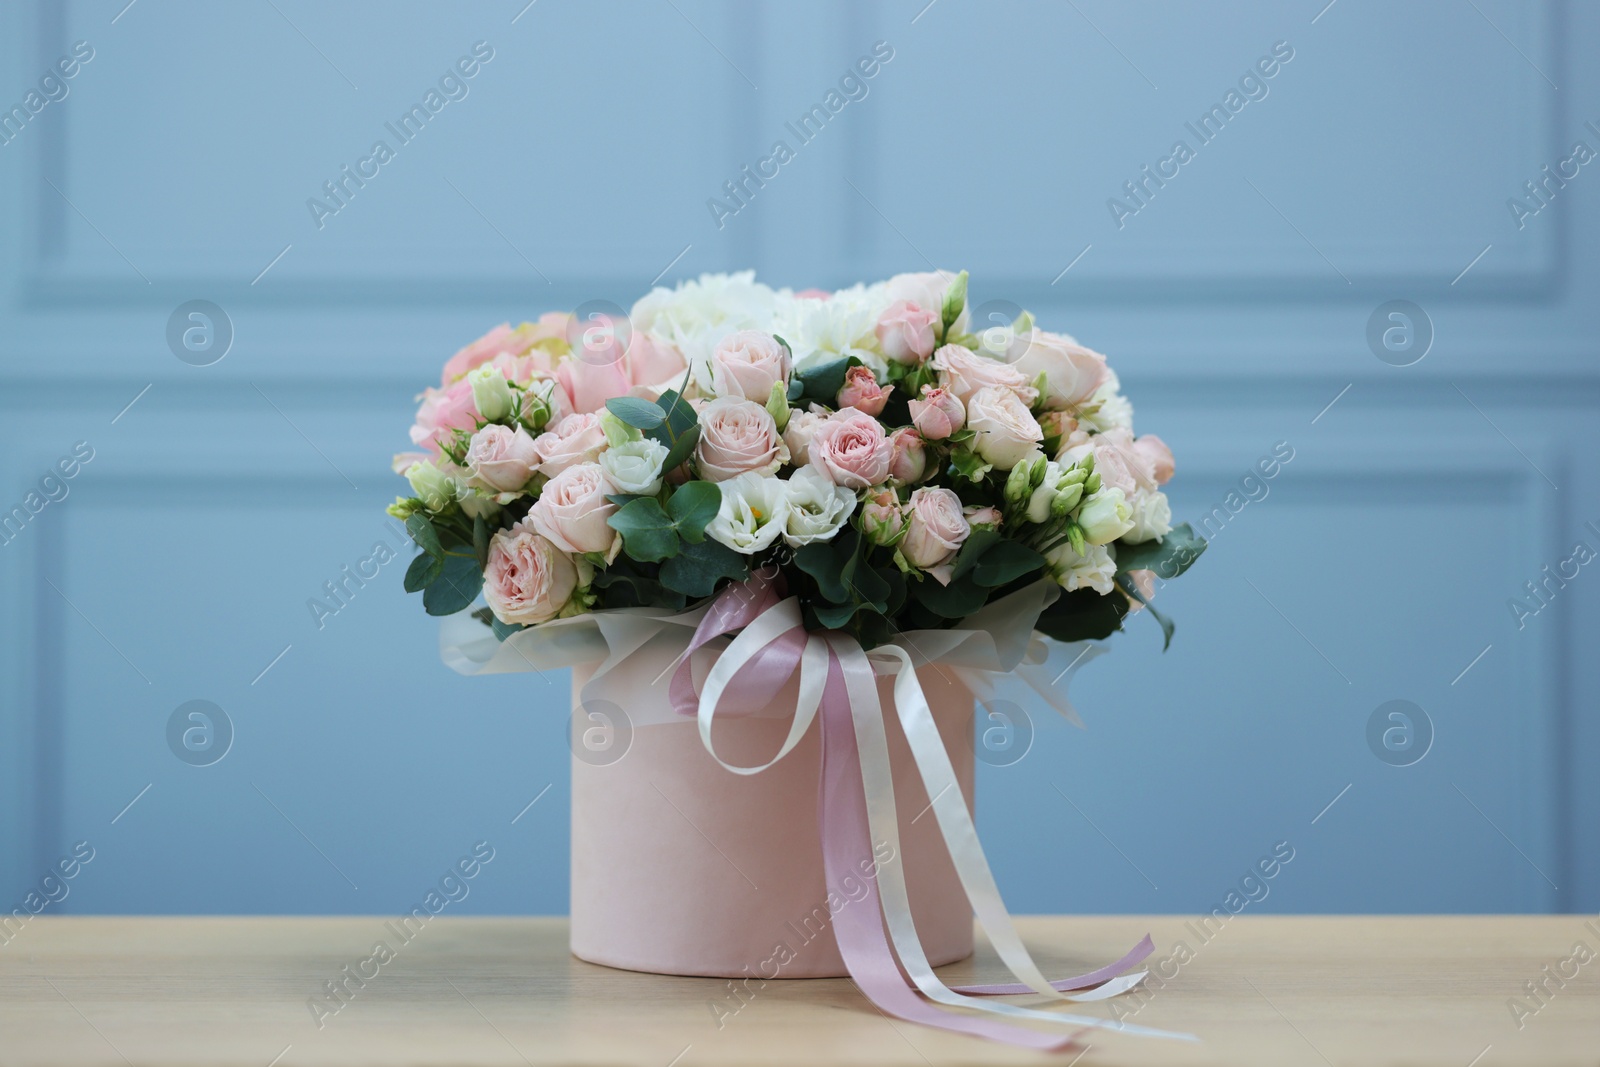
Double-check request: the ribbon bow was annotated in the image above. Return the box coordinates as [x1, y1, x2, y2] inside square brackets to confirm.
[669, 576, 1194, 1049]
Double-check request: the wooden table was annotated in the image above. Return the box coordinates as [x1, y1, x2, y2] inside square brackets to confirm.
[1, 916, 1594, 1065]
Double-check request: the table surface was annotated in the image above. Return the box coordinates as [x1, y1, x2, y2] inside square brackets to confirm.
[1, 916, 1595, 1066]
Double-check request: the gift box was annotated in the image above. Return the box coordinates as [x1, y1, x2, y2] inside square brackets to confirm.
[569, 662, 974, 978]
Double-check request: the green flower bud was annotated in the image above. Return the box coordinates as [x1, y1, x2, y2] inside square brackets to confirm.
[1083, 472, 1102, 496]
[599, 409, 639, 449]
[1061, 466, 1088, 486]
[940, 269, 969, 332]
[405, 460, 454, 511]
[1067, 522, 1087, 557]
[765, 379, 791, 432]
[468, 365, 513, 423]
[1051, 482, 1083, 517]
[1004, 460, 1034, 506]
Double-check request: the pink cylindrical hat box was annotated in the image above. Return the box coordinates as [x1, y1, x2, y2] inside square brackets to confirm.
[569, 661, 975, 978]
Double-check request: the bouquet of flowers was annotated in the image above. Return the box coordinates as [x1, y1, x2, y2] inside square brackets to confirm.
[389, 270, 1203, 648]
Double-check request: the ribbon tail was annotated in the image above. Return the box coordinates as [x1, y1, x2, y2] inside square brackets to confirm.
[950, 934, 1157, 995]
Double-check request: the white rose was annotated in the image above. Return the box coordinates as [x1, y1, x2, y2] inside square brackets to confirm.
[967, 386, 1045, 471]
[781, 408, 827, 466]
[782, 466, 856, 546]
[1124, 488, 1172, 544]
[600, 438, 670, 496]
[1045, 541, 1116, 595]
[1077, 486, 1135, 545]
[705, 471, 792, 555]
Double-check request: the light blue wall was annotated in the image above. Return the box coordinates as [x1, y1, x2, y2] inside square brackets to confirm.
[1, 0, 1595, 918]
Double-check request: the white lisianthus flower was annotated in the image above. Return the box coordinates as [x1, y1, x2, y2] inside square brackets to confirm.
[1045, 541, 1117, 595]
[468, 364, 514, 423]
[1078, 369, 1133, 434]
[705, 471, 791, 554]
[600, 438, 670, 496]
[782, 467, 856, 546]
[1077, 486, 1135, 545]
[405, 460, 454, 510]
[1123, 487, 1172, 544]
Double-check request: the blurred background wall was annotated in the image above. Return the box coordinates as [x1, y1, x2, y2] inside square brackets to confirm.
[1, 0, 1595, 917]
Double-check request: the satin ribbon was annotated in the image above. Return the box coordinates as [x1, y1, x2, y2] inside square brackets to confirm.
[672, 577, 1196, 1047]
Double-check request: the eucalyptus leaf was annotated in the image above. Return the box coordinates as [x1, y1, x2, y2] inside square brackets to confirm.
[1118, 575, 1175, 651]
[1035, 587, 1128, 643]
[605, 396, 667, 429]
[971, 539, 1045, 588]
[1113, 523, 1207, 582]
[607, 497, 680, 563]
[405, 513, 443, 559]
[910, 574, 989, 619]
[423, 554, 484, 616]
[666, 481, 721, 543]
[403, 551, 444, 593]
[660, 538, 747, 598]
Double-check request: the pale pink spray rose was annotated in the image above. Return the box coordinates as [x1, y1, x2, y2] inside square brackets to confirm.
[887, 427, 927, 484]
[908, 385, 965, 440]
[1132, 433, 1175, 485]
[781, 408, 828, 466]
[966, 385, 1046, 470]
[556, 354, 630, 416]
[1007, 330, 1109, 411]
[441, 323, 536, 386]
[862, 489, 905, 546]
[808, 408, 893, 489]
[964, 504, 1002, 528]
[465, 424, 540, 493]
[695, 397, 788, 481]
[410, 379, 480, 456]
[874, 300, 940, 365]
[710, 330, 791, 401]
[528, 462, 619, 556]
[483, 522, 579, 626]
[901, 486, 971, 583]
[931, 344, 1038, 406]
[532, 412, 607, 476]
[885, 270, 969, 335]
[837, 365, 892, 416]
[1064, 428, 1155, 495]
[624, 333, 689, 396]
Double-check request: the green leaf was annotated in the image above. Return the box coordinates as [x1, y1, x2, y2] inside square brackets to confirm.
[1113, 523, 1207, 582]
[1118, 575, 1175, 650]
[661, 423, 700, 473]
[660, 538, 748, 598]
[786, 356, 859, 404]
[605, 396, 667, 429]
[971, 540, 1045, 588]
[403, 551, 444, 593]
[491, 616, 525, 642]
[795, 530, 855, 603]
[406, 513, 443, 559]
[607, 497, 680, 563]
[845, 553, 892, 612]
[813, 600, 861, 630]
[423, 554, 484, 616]
[666, 481, 720, 543]
[1035, 588, 1129, 643]
[910, 574, 990, 619]
[948, 447, 991, 483]
[950, 527, 1002, 582]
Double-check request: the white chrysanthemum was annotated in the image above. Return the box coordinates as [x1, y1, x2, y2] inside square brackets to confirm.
[772, 282, 893, 376]
[1045, 541, 1117, 595]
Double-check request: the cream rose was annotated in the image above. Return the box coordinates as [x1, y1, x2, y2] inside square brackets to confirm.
[483, 522, 580, 625]
[465, 424, 539, 493]
[1007, 330, 1109, 411]
[901, 486, 970, 581]
[967, 386, 1045, 470]
[781, 408, 827, 466]
[931, 344, 1038, 406]
[600, 438, 670, 496]
[527, 463, 619, 556]
[710, 330, 791, 401]
[695, 396, 788, 481]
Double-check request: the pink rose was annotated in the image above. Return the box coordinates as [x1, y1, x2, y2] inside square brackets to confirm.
[837, 365, 892, 416]
[1037, 410, 1078, 442]
[1133, 433, 1175, 485]
[484, 522, 579, 626]
[410, 379, 480, 456]
[487, 350, 558, 387]
[862, 488, 905, 546]
[874, 300, 940, 365]
[1007, 330, 1109, 410]
[781, 408, 827, 466]
[908, 385, 965, 440]
[565, 311, 630, 370]
[528, 462, 618, 556]
[556, 355, 630, 416]
[532, 413, 607, 476]
[886, 270, 969, 335]
[465, 424, 540, 493]
[902, 487, 970, 581]
[931, 344, 1038, 406]
[966, 386, 1045, 470]
[695, 397, 788, 481]
[441, 323, 537, 386]
[887, 427, 926, 484]
[710, 330, 791, 401]
[809, 408, 892, 489]
[963, 504, 1002, 528]
[624, 332, 688, 395]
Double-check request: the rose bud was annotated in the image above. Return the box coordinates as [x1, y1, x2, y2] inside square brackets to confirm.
[874, 300, 940, 365]
[837, 365, 891, 416]
[862, 489, 906, 546]
[908, 385, 965, 441]
[887, 427, 927, 485]
[963, 504, 1002, 529]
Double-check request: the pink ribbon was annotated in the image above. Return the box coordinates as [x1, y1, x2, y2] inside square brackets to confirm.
[670, 578, 1155, 1048]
